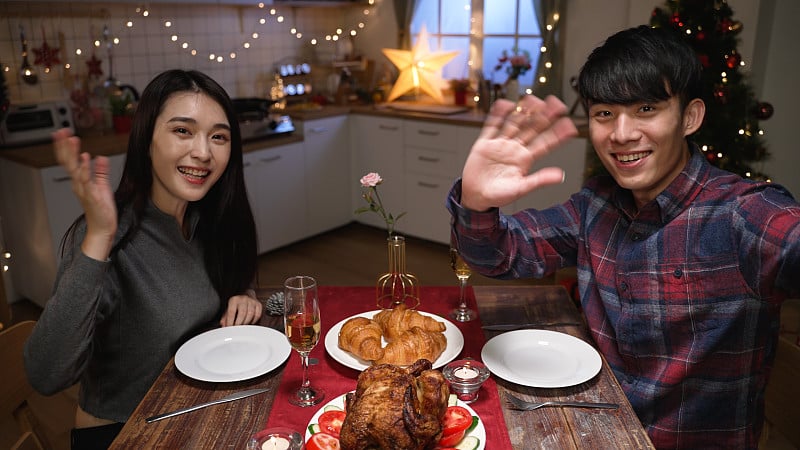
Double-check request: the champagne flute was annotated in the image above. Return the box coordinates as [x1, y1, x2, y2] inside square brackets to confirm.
[449, 247, 476, 322]
[283, 275, 325, 407]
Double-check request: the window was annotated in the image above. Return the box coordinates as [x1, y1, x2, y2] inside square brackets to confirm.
[411, 0, 541, 92]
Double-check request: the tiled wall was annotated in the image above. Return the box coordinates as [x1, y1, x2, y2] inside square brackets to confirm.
[0, 1, 363, 104]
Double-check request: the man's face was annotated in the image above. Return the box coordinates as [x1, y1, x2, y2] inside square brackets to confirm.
[588, 96, 702, 208]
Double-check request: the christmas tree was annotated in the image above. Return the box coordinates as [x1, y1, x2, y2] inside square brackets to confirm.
[650, 0, 773, 181]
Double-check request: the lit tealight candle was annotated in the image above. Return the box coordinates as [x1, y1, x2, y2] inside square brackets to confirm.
[454, 366, 479, 380]
[261, 435, 290, 450]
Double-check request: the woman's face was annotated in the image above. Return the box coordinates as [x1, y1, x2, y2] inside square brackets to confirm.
[149, 92, 231, 218]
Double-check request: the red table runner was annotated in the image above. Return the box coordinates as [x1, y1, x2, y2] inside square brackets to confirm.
[264, 286, 512, 449]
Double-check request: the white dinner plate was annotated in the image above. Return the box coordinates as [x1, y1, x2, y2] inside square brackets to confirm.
[305, 392, 486, 449]
[481, 330, 602, 388]
[324, 310, 464, 371]
[175, 325, 291, 382]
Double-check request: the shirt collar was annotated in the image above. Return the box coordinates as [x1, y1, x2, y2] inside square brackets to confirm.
[613, 144, 709, 223]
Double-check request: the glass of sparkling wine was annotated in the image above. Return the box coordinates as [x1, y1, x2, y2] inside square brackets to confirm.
[283, 275, 325, 407]
[449, 248, 476, 322]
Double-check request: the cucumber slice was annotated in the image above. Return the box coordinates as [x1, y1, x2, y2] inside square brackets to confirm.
[308, 423, 321, 434]
[454, 436, 480, 450]
[465, 416, 479, 434]
[323, 404, 343, 412]
[448, 394, 458, 407]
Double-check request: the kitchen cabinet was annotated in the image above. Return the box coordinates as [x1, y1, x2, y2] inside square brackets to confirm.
[0, 154, 125, 307]
[349, 114, 483, 245]
[301, 116, 352, 236]
[243, 142, 307, 253]
[403, 120, 475, 244]
[349, 115, 406, 233]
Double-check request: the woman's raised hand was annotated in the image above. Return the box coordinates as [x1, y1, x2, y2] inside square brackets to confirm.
[53, 128, 117, 261]
[460, 95, 578, 212]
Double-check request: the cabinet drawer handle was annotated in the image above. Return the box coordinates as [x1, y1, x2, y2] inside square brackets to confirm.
[309, 127, 328, 133]
[378, 124, 399, 131]
[417, 156, 440, 163]
[52, 176, 71, 182]
[417, 130, 440, 136]
[243, 161, 252, 168]
[417, 181, 439, 189]
[260, 155, 282, 163]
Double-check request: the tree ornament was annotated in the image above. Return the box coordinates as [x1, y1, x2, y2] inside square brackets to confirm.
[706, 152, 717, 163]
[718, 19, 732, 33]
[753, 102, 774, 120]
[713, 85, 729, 104]
[672, 12, 683, 27]
[32, 25, 61, 70]
[725, 53, 741, 69]
[697, 53, 710, 68]
[696, 30, 706, 42]
[86, 52, 103, 78]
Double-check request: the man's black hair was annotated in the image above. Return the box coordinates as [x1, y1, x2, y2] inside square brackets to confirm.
[578, 25, 703, 110]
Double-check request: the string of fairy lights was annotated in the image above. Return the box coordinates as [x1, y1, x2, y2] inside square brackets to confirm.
[4, 1, 377, 76]
[106, 1, 376, 64]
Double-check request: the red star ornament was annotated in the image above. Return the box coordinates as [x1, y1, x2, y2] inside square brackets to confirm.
[86, 53, 103, 78]
[32, 26, 61, 70]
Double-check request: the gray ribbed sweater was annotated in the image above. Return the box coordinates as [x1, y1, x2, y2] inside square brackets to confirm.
[24, 201, 220, 423]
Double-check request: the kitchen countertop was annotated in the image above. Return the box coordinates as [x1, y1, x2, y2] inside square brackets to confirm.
[0, 104, 586, 168]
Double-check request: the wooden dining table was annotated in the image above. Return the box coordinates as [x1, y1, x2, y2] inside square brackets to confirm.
[110, 285, 654, 449]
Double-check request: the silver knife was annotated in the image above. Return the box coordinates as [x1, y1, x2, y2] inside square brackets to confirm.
[482, 322, 582, 331]
[145, 388, 269, 423]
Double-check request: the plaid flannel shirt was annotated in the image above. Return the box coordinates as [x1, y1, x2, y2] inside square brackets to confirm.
[447, 148, 800, 449]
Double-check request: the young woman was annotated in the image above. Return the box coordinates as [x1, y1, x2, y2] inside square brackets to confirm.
[24, 70, 262, 449]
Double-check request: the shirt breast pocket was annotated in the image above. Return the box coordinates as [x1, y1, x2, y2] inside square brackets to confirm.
[623, 258, 755, 362]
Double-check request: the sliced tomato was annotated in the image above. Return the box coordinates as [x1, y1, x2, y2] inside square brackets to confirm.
[441, 405, 473, 436]
[438, 428, 466, 447]
[306, 431, 340, 450]
[318, 410, 346, 439]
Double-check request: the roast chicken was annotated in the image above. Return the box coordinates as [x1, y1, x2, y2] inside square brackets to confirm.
[339, 359, 449, 450]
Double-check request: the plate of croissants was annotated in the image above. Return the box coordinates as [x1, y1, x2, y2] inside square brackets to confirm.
[325, 305, 464, 371]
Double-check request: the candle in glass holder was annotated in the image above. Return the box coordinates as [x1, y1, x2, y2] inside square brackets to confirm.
[442, 359, 491, 403]
[247, 427, 302, 450]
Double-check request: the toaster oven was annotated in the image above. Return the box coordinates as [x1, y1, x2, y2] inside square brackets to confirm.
[0, 100, 74, 147]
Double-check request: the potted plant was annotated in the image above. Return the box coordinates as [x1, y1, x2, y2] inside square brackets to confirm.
[109, 91, 134, 134]
[449, 79, 471, 106]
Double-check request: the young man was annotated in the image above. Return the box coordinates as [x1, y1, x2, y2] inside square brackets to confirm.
[447, 25, 800, 449]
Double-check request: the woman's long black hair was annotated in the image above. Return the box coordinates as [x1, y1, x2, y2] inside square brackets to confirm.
[65, 69, 257, 314]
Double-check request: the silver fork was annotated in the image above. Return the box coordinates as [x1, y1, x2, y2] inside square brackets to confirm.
[506, 393, 619, 411]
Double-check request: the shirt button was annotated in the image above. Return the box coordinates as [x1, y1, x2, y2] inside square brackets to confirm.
[673, 268, 683, 279]
[620, 281, 629, 291]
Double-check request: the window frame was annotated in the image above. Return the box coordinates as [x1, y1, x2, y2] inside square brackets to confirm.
[411, 0, 542, 90]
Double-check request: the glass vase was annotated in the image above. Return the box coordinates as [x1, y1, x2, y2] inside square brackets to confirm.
[505, 78, 520, 102]
[376, 235, 420, 309]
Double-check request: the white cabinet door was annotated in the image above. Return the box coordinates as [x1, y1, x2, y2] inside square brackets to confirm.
[402, 120, 473, 244]
[0, 153, 125, 307]
[243, 142, 307, 253]
[303, 116, 351, 235]
[41, 153, 126, 262]
[350, 115, 406, 233]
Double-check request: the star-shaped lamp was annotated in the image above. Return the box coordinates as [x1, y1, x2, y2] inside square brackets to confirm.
[382, 26, 458, 103]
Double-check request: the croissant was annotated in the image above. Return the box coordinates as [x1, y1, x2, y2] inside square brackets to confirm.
[338, 317, 385, 361]
[373, 304, 446, 342]
[375, 327, 447, 366]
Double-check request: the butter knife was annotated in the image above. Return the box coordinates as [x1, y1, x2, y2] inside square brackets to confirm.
[145, 388, 269, 423]
[482, 322, 582, 331]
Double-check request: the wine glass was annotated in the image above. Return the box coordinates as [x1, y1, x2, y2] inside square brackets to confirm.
[283, 275, 325, 407]
[449, 247, 476, 322]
